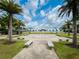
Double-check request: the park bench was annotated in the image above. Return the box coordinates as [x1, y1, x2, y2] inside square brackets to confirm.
[47, 41, 54, 49]
[25, 40, 33, 47]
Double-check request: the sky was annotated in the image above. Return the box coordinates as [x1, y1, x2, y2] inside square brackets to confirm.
[14, 0, 72, 30]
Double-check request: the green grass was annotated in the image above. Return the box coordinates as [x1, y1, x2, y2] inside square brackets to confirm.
[0, 40, 24, 59]
[30, 32, 54, 34]
[54, 42, 79, 59]
[56, 32, 79, 40]
[56, 32, 72, 38]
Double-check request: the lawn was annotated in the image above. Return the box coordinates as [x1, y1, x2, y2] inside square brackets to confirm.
[30, 32, 54, 34]
[56, 32, 79, 40]
[0, 40, 24, 59]
[54, 42, 79, 59]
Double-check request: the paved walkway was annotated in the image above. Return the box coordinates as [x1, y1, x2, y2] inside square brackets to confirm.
[0, 34, 72, 42]
[24, 34, 72, 42]
[13, 40, 59, 59]
[12, 34, 72, 59]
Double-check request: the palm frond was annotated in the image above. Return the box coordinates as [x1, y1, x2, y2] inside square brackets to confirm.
[58, 0, 76, 17]
[0, 0, 22, 15]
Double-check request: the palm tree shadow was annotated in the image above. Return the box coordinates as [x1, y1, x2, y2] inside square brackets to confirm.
[65, 43, 79, 49]
[3, 40, 16, 45]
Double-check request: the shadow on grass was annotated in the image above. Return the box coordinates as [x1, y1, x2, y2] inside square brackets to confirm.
[65, 43, 79, 49]
[0, 39, 16, 45]
[3, 41, 16, 45]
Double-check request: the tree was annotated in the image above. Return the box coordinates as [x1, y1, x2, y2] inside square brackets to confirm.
[65, 20, 72, 36]
[13, 20, 25, 34]
[59, 0, 79, 47]
[0, 15, 24, 35]
[0, 15, 8, 34]
[0, 0, 22, 43]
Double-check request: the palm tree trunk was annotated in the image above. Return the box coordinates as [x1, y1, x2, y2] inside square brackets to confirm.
[68, 29, 70, 36]
[8, 14, 12, 43]
[72, 16, 77, 47]
[68, 25, 70, 36]
[72, 2, 77, 47]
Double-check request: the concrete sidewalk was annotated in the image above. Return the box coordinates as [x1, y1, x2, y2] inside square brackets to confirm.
[24, 34, 72, 42]
[12, 40, 59, 59]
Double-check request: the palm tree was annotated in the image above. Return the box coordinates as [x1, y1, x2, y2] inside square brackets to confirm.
[59, 0, 79, 47]
[0, 15, 24, 35]
[0, 15, 9, 34]
[61, 24, 67, 33]
[14, 20, 25, 34]
[65, 20, 71, 36]
[0, 0, 21, 43]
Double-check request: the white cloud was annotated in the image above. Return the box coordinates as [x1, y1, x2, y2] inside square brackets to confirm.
[52, 5, 61, 12]
[23, 15, 32, 23]
[40, 0, 48, 6]
[27, 21, 38, 28]
[48, 14, 57, 21]
[37, 5, 72, 30]
[26, 5, 64, 30]
[27, 0, 39, 9]
[21, 0, 40, 23]
[14, 0, 20, 4]
[40, 0, 45, 5]
[15, 0, 72, 30]
[22, 7, 32, 23]
[22, 6, 30, 15]
[40, 10, 46, 16]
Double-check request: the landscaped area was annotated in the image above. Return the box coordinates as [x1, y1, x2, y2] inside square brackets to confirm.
[1, 33, 79, 59]
[54, 42, 79, 59]
[0, 40, 24, 59]
[0, 0, 79, 59]
[30, 32, 54, 34]
[56, 32, 79, 40]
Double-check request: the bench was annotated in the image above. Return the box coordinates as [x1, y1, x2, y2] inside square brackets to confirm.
[47, 41, 54, 49]
[25, 41, 33, 47]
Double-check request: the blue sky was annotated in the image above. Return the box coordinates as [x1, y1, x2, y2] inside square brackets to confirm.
[15, 0, 72, 30]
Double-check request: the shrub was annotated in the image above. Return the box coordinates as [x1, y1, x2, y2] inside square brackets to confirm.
[66, 39, 69, 42]
[59, 39, 62, 42]
[17, 38, 20, 39]
[22, 38, 24, 39]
